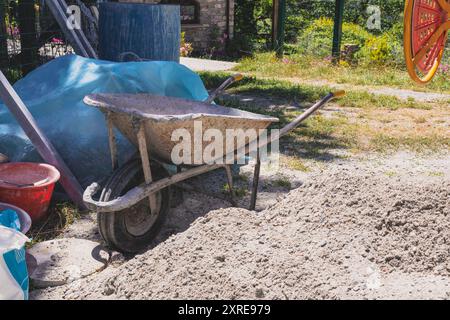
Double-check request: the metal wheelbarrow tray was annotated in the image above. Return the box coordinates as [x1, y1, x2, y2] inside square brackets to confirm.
[83, 91, 344, 253]
[83, 93, 279, 164]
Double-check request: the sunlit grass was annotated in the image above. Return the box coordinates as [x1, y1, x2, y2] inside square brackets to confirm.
[201, 71, 449, 156]
[368, 133, 450, 153]
[201, 72, 437, 111]
[235, 52, 450, 93]
[281, 155, 310, 172]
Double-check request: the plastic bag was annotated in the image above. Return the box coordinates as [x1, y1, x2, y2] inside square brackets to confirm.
[0, 225, 30, 300]
[0, 55, 209, 187]
[0, 209, 21, 231]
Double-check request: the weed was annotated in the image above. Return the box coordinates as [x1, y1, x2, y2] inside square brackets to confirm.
[273, 176, 292, 189]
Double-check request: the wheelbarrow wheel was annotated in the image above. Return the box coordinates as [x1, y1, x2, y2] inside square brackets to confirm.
[404, 0, 449, 83]
[98, 158, 170, 254]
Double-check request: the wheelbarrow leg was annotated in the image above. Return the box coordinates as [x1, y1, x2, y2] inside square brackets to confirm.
[224, 165, 237, 206]
[249, 151, 261, 211]
[175, 166, 184, 205]
[136, 121, 158, 213]
[106, 112, 118, 171]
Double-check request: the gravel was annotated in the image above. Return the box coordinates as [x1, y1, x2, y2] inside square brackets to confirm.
[31, 153, 450, 300]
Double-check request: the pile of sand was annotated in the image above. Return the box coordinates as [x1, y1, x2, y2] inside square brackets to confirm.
[32, 160, 450, 300]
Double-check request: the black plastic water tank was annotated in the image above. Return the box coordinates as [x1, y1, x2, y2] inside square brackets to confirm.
[99, 3, 181, 62]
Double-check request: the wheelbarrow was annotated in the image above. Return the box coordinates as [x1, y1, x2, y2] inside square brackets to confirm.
[82, 78, 345, 253]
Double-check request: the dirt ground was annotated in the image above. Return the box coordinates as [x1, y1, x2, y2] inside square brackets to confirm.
[30, 151, 450, 300]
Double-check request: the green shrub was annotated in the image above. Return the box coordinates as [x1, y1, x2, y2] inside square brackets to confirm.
[296, 18, 404, 66]
[230, 0, 407, 58]
[357, 33, 403, 66]
[297, 18, 371, 58]
[387, 21, 404, 43]
[4, 68, 22, 84]
[357, 35, 390, 65]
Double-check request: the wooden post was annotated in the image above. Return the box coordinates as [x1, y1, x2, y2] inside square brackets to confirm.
[249, 150, 261, 211]
[332, 0, 345, 64]
[272, 0, 279, 50]
[106, 113, 118, 171]
[224, 165, 236, 206]
[0, 70, 86, 209]
[0, 0, 8, 68]
[272, 0, 286, 58]
[136, 122, 158, 214]
[44, 0, 97, 58]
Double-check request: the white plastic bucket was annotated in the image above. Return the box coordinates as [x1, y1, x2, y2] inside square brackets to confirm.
[0, 225, 30, 300]
[0, 203, 32, 234]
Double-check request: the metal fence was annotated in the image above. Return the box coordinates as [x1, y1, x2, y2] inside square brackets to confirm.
[1, 1, 449, 82]
[0, 0, 99, 83]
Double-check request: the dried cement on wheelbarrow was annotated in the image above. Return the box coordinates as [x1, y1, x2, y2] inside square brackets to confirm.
[31, 155, 450, 300]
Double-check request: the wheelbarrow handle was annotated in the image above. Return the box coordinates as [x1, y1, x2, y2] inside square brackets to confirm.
[279, 90, 345, 138]
[332, 90, 346, 98]
[83, 182, 129, 212]
[83, 182, 101, 210]
[224, 90, 346, 164]
[206, 73, 243, 104]
[83, 163, 224, 212]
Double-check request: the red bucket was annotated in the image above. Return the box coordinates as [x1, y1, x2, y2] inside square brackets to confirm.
[0, 163, 60, 222]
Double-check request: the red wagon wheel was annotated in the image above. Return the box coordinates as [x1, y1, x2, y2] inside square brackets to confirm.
[404, 0, 450, 83]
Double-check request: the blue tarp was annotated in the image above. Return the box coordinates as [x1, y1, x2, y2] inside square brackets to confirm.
[0, 55, 209, 187]
[0, 209, 20, 231]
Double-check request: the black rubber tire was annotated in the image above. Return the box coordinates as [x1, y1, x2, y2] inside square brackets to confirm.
[98, 159, 170, 254]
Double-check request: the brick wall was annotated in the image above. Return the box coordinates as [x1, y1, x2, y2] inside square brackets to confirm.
[118, 0, 234, 53]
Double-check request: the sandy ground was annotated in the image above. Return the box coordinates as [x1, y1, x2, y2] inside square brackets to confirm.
[30, 151, 450, 300]
[180, 57, 238, 72]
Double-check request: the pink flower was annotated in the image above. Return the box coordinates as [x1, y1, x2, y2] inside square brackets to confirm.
[281, 57, 295, 65]
[7, 26, 19, 37]
[51, 38, 64, 44]
[439, 64, 449, 74]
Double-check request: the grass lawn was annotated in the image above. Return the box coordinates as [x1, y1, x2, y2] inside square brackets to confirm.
[235, 52, 450, 94]
[200, 71, 443, 110]
[200, 72, 449, 162]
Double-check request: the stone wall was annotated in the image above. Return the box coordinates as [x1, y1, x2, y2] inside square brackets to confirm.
[118, 0, 234, 53]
